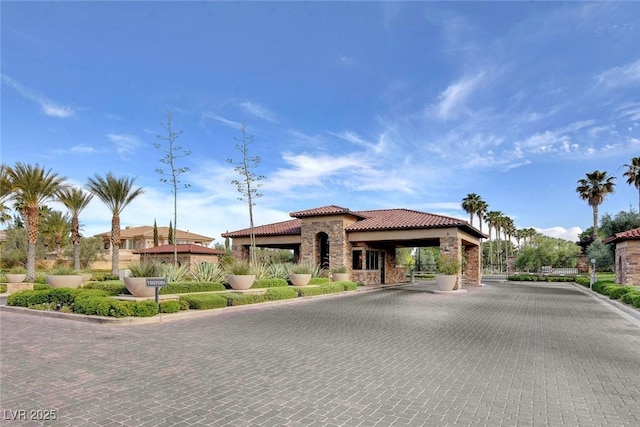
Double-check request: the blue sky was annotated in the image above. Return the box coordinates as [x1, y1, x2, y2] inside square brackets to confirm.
[2, 1, 639, 244]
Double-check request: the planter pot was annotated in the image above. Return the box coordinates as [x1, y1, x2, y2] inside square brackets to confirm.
[331, 273, 350, 282]
[123, 277, 157, 297]
[227, 274, 256, 290]
[81, 273, 93, 283]
[46, 275, 83, 289]
[5, 273, 27, 283]
[289, 273, 312, 286]
[436, 274, 457, 291]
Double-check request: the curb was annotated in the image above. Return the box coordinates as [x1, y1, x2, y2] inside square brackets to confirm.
[570, 283, 640, 328]
[0, 282, 410, 326]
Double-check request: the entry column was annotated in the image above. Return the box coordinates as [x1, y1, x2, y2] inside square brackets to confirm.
[465, 245, 482, 286]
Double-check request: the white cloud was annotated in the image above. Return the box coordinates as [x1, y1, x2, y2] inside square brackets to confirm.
[1, 74, 75, 118]
[596, 58, 640, 89]
[236, 101, 278, 123]
[202, 112, 241, 129]
[434, 73, 485, 120]
[107, 133, 143, 157]
[536, 226, 582, 242]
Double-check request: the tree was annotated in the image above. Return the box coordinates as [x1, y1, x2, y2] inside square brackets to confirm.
[599, 210, 640, 238]
[153, 219, 159, 247]
[461, 193, 483, 227]
[515, 234, 581, 272]
[227, 122, 265, 265]
[155, 111, 190, 264]
[5, 163, 66, 280]
[586, 240, 614, 272]
[57, 186, 94, 270]
[485, 210, 501, 270]
[168, 220, 174, 245]
[0, 164, 13, 225]
[576, 170, 616, 241]
[477, 200, 488, 233]
[40, 210, 71, 260]
[622, 157, 640, 213]
[86, 172, 144, 276]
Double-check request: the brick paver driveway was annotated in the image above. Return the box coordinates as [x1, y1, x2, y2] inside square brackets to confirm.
[1, 282, 640, 426]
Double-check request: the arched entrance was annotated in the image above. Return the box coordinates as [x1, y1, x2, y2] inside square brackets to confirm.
[316, 232, 330, 269]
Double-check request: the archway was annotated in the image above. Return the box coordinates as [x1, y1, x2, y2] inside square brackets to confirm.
[316, 232, 330, 269]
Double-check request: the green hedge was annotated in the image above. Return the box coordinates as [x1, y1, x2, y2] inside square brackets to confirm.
[507, 274, 577, 282]
[160, 281, 226, 294]
[252, 278, 288, 288]
[179, 294, 227, 310]
[82, 282, 128, 295]
[159, 300, 181, 313]
[8, 288, 83, 307]
[0, 285, 6, 294]
[295, 282, 348, 297]
[264, 287, 298, 300]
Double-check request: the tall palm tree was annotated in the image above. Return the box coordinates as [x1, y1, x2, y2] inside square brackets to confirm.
[86, 172, 144, 276]
[622, 157, 640, 213]
[0, 164, 13, 224]
[57, 187, 94, 270]
[576, 170, 616, 241]
[461, 193, 482, 227]
[477, 200, 488, 233]
[486, 210, 502, 272]
[5, 163, 67, 280]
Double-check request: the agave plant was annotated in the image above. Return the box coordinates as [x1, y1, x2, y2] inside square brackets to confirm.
[190, 262, 225, 283]
[268, 263, 292, 279]
[251, 261, 270, 281]
[128, 260, 164, 278]
[162, 263, 190, 283]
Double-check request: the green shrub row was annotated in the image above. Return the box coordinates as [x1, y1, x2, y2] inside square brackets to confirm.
[582, 279, 640, 309]
[0, 285, 6, 294]
[83, 282, 128, 295]
[179, 293, 227, 310]
[221, 287, 299, 306]
[252, 278, 288, 288]
[507, 274, 577, 282]
[308, 277, 330, 285]
[160, 281, 226, 294]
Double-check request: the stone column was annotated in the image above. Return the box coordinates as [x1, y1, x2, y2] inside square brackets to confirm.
[440, 235, 462, 290]
[465, 244, 481, 286]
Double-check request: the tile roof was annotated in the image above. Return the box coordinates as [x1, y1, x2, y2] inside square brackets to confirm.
[602, 227, 640, 244]
[94, 226, 214, 242]
[222, 206, 486, 239]
[290, 205, 365, 219]
[346, 208, 470, 231]
[221, 219, 302, 238]
[134, 244, 224, 255]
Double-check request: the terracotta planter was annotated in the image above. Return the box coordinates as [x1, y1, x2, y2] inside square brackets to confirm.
[46, 275, 83, 289]
[227, 274, 256, 290]
[5, 273, 27, 283]
[123, 277, 157, 297]
[436, 274, 457, 291]
[331, 273, 350, 282]
[289, 273, 312, 286]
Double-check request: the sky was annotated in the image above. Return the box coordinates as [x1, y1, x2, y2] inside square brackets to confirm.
[1, 1, 639, 246]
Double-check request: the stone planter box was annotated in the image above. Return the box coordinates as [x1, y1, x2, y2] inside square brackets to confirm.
[289, 273, 312, 286]
[5, 273, 27, 283]
[46, 275, 83, 289]
[6, 283, 34, 294]
[227, 275, 256, 290]
[123, 277, 157, 297]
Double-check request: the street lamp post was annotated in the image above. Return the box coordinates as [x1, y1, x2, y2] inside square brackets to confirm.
[589, 258, 596, 290]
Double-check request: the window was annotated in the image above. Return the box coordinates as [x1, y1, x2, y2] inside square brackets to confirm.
[352, 250, 363, 270]
[366, 250, 379, 270]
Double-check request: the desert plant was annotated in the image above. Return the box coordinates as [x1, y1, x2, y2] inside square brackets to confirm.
[190, 262, 225, 283]
[251, 261, 270, 281]
[162, 263, 189, 282]
[437, 255, 460, 275]
[290, 261, 316, 275]
[268, 263, 292, 279]
[49, 265, 78, 275]
[329, 265, 347, 274]
[128, 260, 164, 277]
[225, 259, 252, 276]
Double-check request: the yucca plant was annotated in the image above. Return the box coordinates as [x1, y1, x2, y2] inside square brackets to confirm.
[190, 262, 225, 283]
[251, 261, 270, 281]
[128, 260, 164, 278]
[225, 259, 253, 276]
[268, 263, 292, 279]
[49, 265, 78, 275]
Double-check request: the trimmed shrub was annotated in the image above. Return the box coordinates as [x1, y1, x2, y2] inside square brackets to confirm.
[94, 300, 135, 318]
[295, 286, 324, 297]
[252, 278, 288, 288]
[83, 281, 128, 295]
[7, 288, 83, 307]
[607, 286, 636, 300]
[179, 294, 227, 310]
[0, 285, 6, 294]
[178, 298, 190, 311]
[264, 287, 298, 301]
[73, 290, 112, 315]
[223, 293, 264, 306]
[337, 281, 357, 291]
[159, 300, 181, 313]
[309, 277, 330, 285]
[160, 281, 225, 294]
[34, 283, 50, 290]
[621, 290, 640, 305]
[133, 301, 159, 317]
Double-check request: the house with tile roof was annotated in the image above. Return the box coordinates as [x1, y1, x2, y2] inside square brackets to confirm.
[134, 244, 225, 267]
[94, 226, 214, 264]
[603, 227, 640, 285]
[222, 205, 487, 287]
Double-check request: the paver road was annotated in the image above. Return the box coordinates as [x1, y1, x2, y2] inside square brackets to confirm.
[1, 282, 640, 426]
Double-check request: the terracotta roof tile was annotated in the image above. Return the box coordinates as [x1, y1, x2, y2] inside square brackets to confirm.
[347, 209, 469, 231]
[603, 227, 640, 244]
[134, 244, 224, 255]
[221, 219, 301, 238]
[290, 205, 365, 218]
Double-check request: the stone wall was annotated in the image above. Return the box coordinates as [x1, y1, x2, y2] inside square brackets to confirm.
[299, 217, 353, 271]
[615, 241, 640, 285]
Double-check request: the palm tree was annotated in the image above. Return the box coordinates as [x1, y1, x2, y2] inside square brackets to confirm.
[57, 187, 94, 270]
[0, 164, 13, 224]
[40, 210, 71, 260]
[86, 172, 144, 276]
[486, 210, 502, 272]
[576, 170, 616, 241]
[5, 163, 67, 280]
[622, 157, 640, 213]
[461, 193, 483, 227]
[477, 200, 488, 233]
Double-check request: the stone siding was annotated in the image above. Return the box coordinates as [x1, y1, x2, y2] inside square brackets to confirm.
[615, 241, 640, 285]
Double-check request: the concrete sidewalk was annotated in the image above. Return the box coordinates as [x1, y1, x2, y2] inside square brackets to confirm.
[1, 281, 639, 426]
